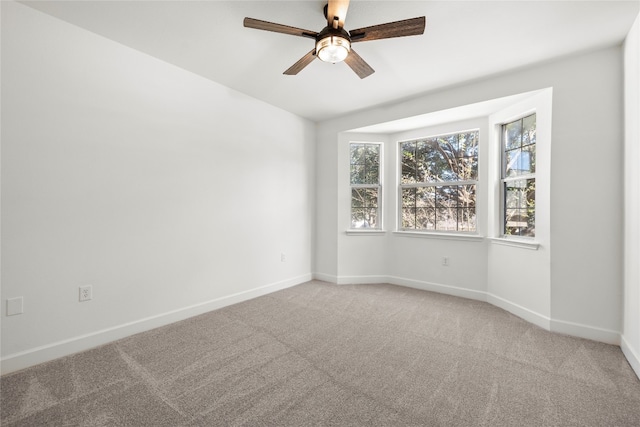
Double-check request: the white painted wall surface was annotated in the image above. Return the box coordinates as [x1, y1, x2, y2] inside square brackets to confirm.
[386, 119, 489, 296]
[487, 91, 552, 328]
[314, 124, 339, 283]
[335, 133, 389, 283]
[623, 13, 640, 377]
[316, 45, 625, 344]
[546, 48, 623, 339]
[1, 2, 315, 371]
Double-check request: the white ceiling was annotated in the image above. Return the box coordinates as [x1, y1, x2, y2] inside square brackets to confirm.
[20, 0, 640, 122]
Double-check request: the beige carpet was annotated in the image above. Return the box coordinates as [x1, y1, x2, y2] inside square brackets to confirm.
[2, 280, 640, 426]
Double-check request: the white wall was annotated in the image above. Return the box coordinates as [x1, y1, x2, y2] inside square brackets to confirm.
[334, 121, 489, 299]
[547, 48, 623, 341]
[622, 13, 640, 378]
[314, 124, 339, 283]
[1, 2, 315, 373]
[336, 133, 389, 283]
[316, 45, 625, 344]
[386, 119, 489, 299]
[487, 91, 552, 330]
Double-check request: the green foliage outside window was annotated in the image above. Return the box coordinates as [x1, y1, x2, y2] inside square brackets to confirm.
[399, 131, 479, 232]
[350, 143, 380, 228]
[503, 114, 536, 237]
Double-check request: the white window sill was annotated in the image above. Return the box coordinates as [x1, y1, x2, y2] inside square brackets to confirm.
[345, 229, 387, 236]
[487, 237, 540, 250]
[392, 231, 484, 242]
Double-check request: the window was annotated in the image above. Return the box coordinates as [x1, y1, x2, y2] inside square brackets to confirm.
[399, 130, 479, 232]
[502, 114, 536, 237]
[350, 143, 381, 229]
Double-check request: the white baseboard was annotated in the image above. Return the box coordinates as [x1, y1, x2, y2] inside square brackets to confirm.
[330, 274, 623, 347]
[621, 336, 640, 380]
[0, 274, 312, 375]
[550, 318, 620, 345]
[387, 276, 487, 302]
[336, 275, 389, 285]
[4, 273, 630, 376]
[486, 293, 551, 330]
[312, 272, 338, 283]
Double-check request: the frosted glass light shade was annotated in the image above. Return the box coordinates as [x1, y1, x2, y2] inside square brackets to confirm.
[316, 35, 350, 63]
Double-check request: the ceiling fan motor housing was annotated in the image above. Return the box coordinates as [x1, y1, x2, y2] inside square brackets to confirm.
[244, 0, 426, 78]
[315, 27, 351, 63]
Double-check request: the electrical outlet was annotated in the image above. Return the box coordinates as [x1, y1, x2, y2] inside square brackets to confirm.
[442, 257, 450, 267]
[79, 285, 92, 302]
[281, 252, 286, 262]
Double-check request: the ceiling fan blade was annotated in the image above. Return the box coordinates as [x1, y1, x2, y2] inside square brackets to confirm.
[284, 49, 317, 75]
[350, 16, 426, 43]
[327, 0, 350, 29]
[344, 49, 374, 79]
[244, 17, 317, 39]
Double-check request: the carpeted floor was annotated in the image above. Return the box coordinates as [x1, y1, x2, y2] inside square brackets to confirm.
[2, 280, 640, 426]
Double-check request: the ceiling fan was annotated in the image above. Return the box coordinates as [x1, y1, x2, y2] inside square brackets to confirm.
[243, 0, 426, 79]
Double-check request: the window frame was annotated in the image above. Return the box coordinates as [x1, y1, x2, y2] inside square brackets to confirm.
[500, 113, 536, 239]
[397, 129, 480, 234]
[349, 142, 383, 230]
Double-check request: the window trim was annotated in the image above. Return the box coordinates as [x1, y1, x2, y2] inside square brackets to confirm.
[487, 236, 539, 250]
[349, 142, 383, 230]
[500, 113, 536, 239]
[397, 129, 480, 234]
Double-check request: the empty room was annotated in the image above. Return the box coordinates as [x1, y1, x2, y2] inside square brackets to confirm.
[2, 0, 640, 425]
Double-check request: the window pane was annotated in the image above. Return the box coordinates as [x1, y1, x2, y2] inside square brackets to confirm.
[402, 187, 416, 207]
[457, 208, 476, 231]
[401, 142, 417, 184]
[460, 132, 479, 157]
[415, 140, 428, 181]
[398, 130, 478, 232]
[505, 119, 522, 150]
[505, 208, 525, 236]
[505, 179, 530, 209]
[524, 144, 536, 174]
[365, 144, 379, 160]
[429, 150, 450, 182]
[504, 178, 535, 236]
[352, 188, 378, 208]
[351, 205, 378, 228]
[365, 207, 378, 229]
[456, 157, 477, 181]
[350, 164, 365, 184]
[439, 134, 458, 153]
[366, 167, 379, 185]
[351, 143, 379, 185]
[436, 207, 457, 231]
[436, 186, 456, 208]
[416, 208, 435, 230]
[502, 115, 535, 237]
[505, 208, 534, 236]
[416, 187, 435, 207]
[352, 188, 365, 207]
[505, 148, 534, 177]
[522, 114, 536, 146]
[457, 185, 476, 208]
[350, 142, 381, 229]
[413, 138, 447, 183]
[364, 188, 378, 208]
[350, 143, 365, 164]
[364, 145, 380, 184]
[505, 181, 522, 209]
[351, 208, 365, 228]
[402, 207, 416, 229]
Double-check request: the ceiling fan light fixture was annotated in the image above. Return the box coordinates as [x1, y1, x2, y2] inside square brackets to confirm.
[316, 34, 351, 63]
